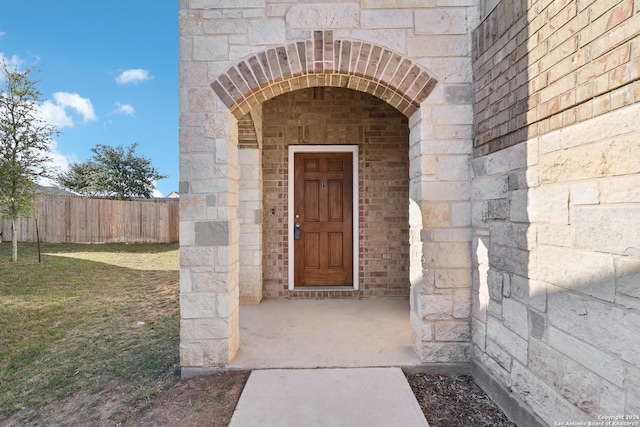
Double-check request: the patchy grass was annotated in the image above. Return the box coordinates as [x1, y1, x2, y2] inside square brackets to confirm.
[0, 241, 180, 426]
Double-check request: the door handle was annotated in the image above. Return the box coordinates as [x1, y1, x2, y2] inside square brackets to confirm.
[294, 223, 301, 240]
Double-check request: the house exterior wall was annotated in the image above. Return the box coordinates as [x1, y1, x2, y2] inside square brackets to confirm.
[471, 0, 640, 423]
[179, 0, 479, 372]
[261, 87, 410, 298]
[179, 0, 640, 422]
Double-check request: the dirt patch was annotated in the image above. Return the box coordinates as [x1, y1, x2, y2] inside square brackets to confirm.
[126, 371, 250, 427]
[127, 371, 514, 427]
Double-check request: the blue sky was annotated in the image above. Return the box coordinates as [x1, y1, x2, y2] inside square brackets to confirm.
[1, 0, 179, 196]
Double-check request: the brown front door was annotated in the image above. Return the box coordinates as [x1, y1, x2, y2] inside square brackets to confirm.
[293, 152, 353, 286]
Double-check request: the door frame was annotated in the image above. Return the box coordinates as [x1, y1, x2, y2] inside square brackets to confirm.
[288, 145, 359, 291]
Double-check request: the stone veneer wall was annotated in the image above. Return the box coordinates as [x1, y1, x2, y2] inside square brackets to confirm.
[261, 87, 410, 298]
[179, 0, 479, 369]
[471, 0, 640, 423]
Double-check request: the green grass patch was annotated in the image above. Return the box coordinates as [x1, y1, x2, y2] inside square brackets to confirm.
[0, 241, 180, 425]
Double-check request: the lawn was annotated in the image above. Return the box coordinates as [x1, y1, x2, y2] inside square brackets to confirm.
[0, 241, 181, 426]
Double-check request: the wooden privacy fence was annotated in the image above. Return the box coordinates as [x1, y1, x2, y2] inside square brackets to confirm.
[0, 195, 179, 243]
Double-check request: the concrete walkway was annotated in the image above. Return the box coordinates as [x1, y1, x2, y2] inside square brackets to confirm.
[228, 300, 429, 426]
[231, 299, 421, 369]
[229, 367, 429, 427]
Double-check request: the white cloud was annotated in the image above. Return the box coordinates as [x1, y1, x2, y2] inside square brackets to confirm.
[152, 180, 163, 198]
[116, 69, 153, 85]
[113, 102, 135, 117]
[39, 92, 97, 128]
[0, 52, 25, 76]
[38, 140, 76, 187]
[39, 100, 74, 128]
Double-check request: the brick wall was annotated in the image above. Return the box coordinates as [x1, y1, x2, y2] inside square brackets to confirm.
[261, 87, 410, 298]
[473, 0, 640, 155]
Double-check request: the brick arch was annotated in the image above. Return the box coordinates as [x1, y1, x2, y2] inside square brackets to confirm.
[211, 30, 437, 119]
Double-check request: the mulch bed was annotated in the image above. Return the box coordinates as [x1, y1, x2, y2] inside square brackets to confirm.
[405, 373, 516, 427]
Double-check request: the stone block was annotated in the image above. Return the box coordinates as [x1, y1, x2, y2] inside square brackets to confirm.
[433, 105, 474, 125]
[430, 57, 473, 83]
[537, 245, 615, 302]
[474, 347, 513, 389]
[471, 317, 486, 349]
[486, 141, 530, 174]
[362, 0, 436, 7]
[423, 242, 472, 268]
[510, 185, 569, 224]
[434, 268, 472, 288]
[180, 342, 204, 367]
[473, 174, 509, 200]
[202, 339, 229, 366]
[360, 10, 413, 28]
[420, 202, 451, 227]
[435, 321, 470, 341]
[419, 342, 471, 363]
[410, 311, 434, 341]
[422, 181, 471, 201]
[191, 318, 230, 339]
[510, 361, 594, 425]
[529, 309, 546, 340]
[433, 228, 472, 242]
[248, 19, 285, 45]
[488, 243, 529, 278]
[420, 293, 453, 320]
[548, 289, 640, 366]
[451, 202, 471, 226]
[559, 360, 603, 414]
[540, 135, 640, 184]
[486, 339, 512, 371]
[453, 289, 471, 318]
[181, 246, 215, 267]
[615, 256, 640, 299]
[626, 365, 640, 414]
[195, 221, 230, 246]
[570, 182, 599, 205]
[191, 0, 265, 7]
[487, 316, 527, 364]
[444, 84, 473, 104]
[537, 224, 572, 247]
[437, 155, 470, 181]
[599, 175, 640, 203]
[181, 293, 217, 318]
[415, 8, 467, 34]
[487, 199, 509, 219]
[540, 102, 640, 154]
[489, 221, 534, 250]
[573, 206, 640, 256]
[407, 35, 469, 57]
[286, 4, 359, 29]
[509, 274, 547, 312]
[487, 269, 503, 301]
[502, 297, 528, 338]
[180, 153, 219, 181]
[193, 35, 229, 61]
[549, 327, 625, 387]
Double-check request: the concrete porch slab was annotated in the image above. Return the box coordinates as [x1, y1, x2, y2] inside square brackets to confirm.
[228, 368, 429, 427]
[230, 299, 421, 369]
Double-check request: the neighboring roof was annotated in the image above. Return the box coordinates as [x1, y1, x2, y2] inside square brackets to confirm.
[35, 185, 78, 197]
[167, 192, 180, 198]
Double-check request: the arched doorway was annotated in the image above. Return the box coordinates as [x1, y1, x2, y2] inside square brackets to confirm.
[179, 30, 472, 373]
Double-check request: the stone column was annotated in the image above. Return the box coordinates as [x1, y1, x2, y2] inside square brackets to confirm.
[179, 87, 240, 374]
[409, 90, 474, 363]
[238, 147, 263, 304]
